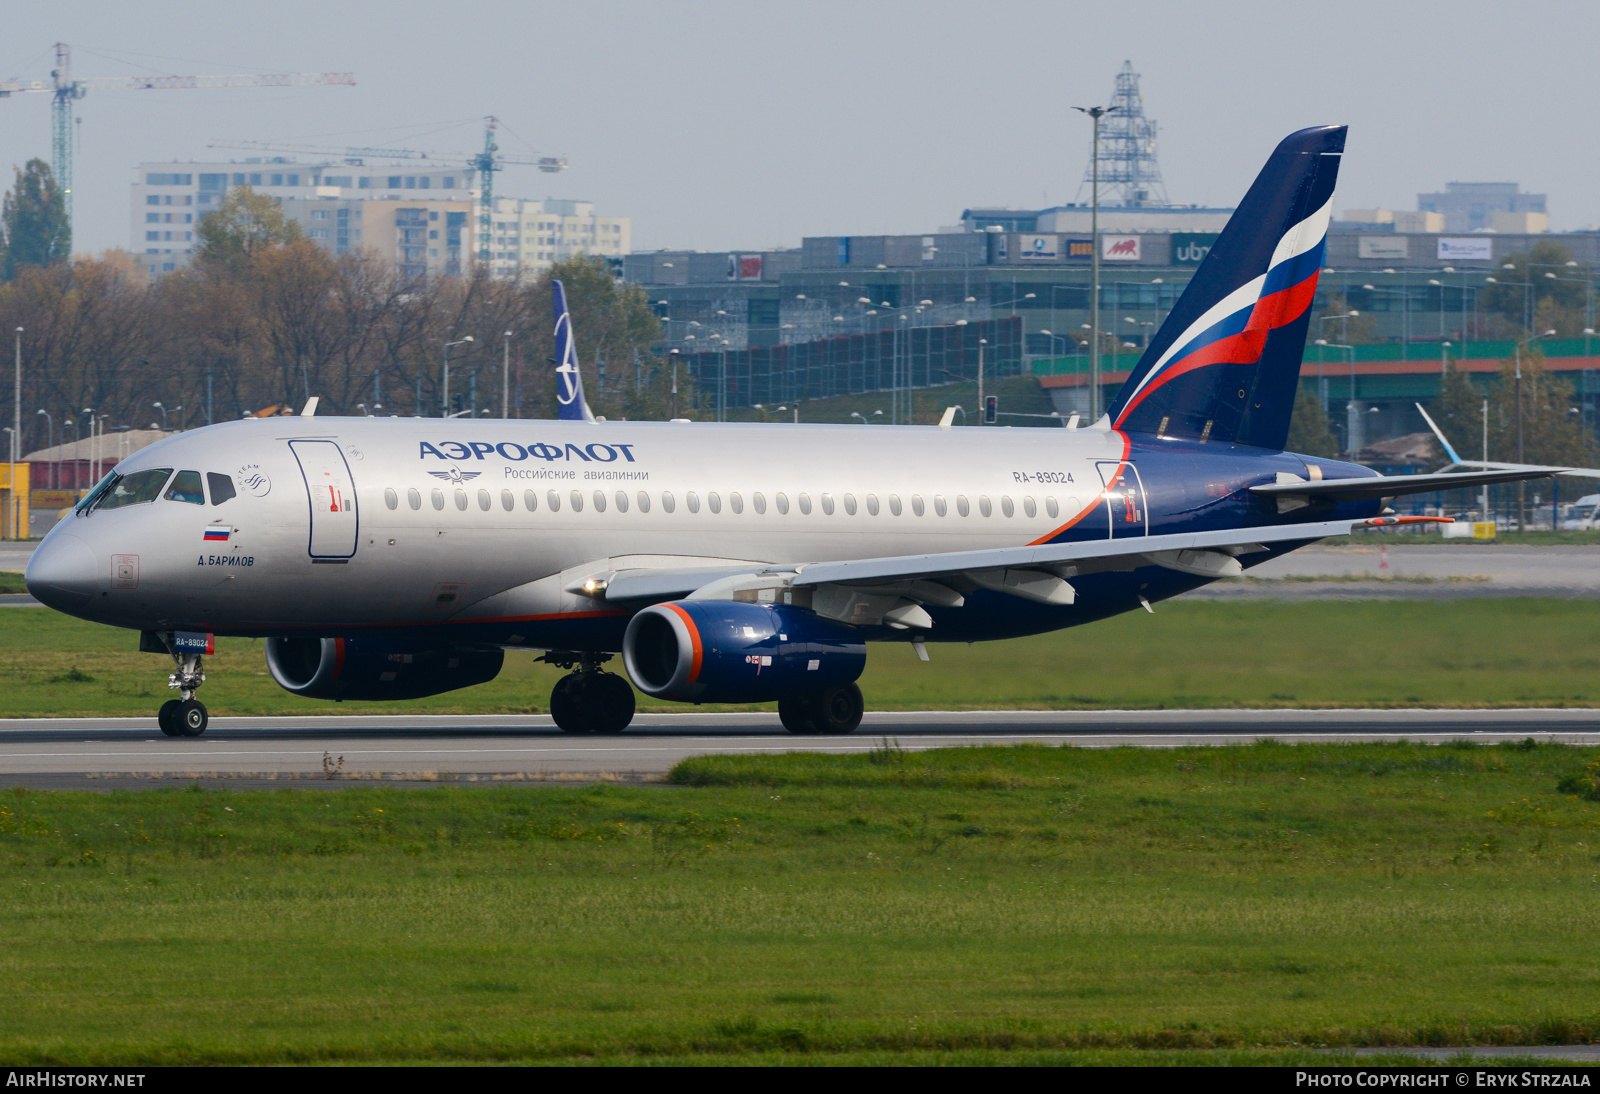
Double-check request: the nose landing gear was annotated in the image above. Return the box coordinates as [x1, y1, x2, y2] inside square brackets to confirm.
[157, 649, 209, 737]
[540, 652, 635, 734]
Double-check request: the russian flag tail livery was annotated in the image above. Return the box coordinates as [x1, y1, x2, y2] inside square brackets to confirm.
[552, 279, 595, 423]
[1106, 125, 1345, 452]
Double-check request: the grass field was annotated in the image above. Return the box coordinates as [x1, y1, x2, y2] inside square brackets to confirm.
[1, 598, 1599, 718]
[2, 741, 1599, 1064]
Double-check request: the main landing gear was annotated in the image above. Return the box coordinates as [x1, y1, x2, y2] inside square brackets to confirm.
[542, 653, 635, 734]
[157, 649, 209, 737]
[778, 682, 865, 735]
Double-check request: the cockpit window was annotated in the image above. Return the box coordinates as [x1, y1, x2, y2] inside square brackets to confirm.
[75, 471, 118, 513]
[165, 471, 206, 505]
[207, 473, 236, 505]
[90, 468, 173, 511]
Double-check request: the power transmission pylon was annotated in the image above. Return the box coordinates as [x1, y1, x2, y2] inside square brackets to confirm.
[1078, 60, 1168, 208]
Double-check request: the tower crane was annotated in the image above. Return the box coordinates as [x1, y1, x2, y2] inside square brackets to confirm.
[0, 42, 355, 231]
[210, 117, 568, 265]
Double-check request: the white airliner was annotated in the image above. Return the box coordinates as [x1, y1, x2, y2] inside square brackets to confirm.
[25, 126, 1565, 737]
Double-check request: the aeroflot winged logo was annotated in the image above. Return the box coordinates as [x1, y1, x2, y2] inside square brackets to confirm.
[428, 467, 482, 484]
[552, 279, 595, 423]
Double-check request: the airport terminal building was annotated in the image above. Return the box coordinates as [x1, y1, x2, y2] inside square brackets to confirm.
[624, 205, 1600, 455]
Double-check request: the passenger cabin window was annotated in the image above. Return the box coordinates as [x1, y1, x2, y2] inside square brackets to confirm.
[865, 494, 879, 516]
[820, 493, 835, 516]
[661, 491, 675, 513]
[1046, 497, 1060, 518]
[477, 489, 491, 511]
[431, 488, 445, 510]
[797, 493, 811, 515]
[957, 496, 971, 517]
[501, 490, 514, 512]
[547, 490, 561, 512]
[1023, 496, 1037, 518]
[92, 468, 172, 511]
[207, 473, 236, 505]
[888, 494, 901, 516]
[592, 490, 606, 513]
[729, 492, 742, 515]
[165, 470, 206, 505]
[408, 487, 422, 510]
[637, 491, 650, 513]
[912, 495, 925, 516]
[775, 492, 789, 514]
[686, 491, 699, 513]
[707, 491, 722, 514]
[934, 495, 947, 517]
[978, 496, 992, 517]
[454, 489, 468, 511]
[843, 493, 857, 515]
[570, 490, 584, 512]
[383, 488, 399, 510]
[615, 490, 628, 513]
[524, 490, 538, 511]
[752, 492, 765, 515]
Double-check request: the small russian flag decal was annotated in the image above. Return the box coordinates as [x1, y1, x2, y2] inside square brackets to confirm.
[203, 527, 230, 542]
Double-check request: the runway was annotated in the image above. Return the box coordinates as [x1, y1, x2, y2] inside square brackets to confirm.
[3, 708, 1598, 789]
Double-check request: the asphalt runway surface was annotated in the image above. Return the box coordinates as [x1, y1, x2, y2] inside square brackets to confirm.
[3, 708, 1598, 790]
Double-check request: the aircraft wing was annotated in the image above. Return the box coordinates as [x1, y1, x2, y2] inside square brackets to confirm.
[775, 517, 1363, 589]
[1249, 466, 1570, 503]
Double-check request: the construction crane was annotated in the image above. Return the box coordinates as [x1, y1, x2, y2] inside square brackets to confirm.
[211, 117, 568, 264]
[0, 42, 355, 231]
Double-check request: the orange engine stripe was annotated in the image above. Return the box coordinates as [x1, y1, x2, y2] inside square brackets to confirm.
[663, 603, 704, 682]
[332, 637, 346, 679]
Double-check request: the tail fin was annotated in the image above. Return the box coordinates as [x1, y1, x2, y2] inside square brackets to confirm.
[1106, 125, 1345, 450]
[552, 279, 595, 422]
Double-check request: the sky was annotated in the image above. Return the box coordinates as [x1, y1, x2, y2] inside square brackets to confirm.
[2, 0, 1598, 256]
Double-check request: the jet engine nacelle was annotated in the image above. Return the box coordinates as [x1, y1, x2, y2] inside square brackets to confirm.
[622, 600, 865, 704]
[264, 637, 504, 701]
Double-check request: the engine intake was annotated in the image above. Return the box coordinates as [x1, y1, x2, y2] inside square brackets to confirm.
[622, 600, 865, 703]
[264, 637, 503, 701]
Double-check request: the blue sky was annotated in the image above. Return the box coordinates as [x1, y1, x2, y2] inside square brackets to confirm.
[2, 0, 1596, 255]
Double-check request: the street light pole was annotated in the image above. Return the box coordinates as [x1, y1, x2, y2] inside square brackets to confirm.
[1514, 328, 1557, 529]
[502, 331, 513, 418]
[1074, 104, 1117, 424]
[977, 338, 987, 423]
[442, 336, 474, 418]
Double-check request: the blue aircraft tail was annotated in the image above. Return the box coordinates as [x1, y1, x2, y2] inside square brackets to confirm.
[1105, 125, 1345, 451]
[553, 279, 595, 422]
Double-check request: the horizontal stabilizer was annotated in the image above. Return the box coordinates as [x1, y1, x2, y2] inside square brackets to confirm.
[1249, 467, 1569, 503]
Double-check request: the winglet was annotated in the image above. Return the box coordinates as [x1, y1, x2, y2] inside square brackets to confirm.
[300, 396, 319, 418]
[552, 279, 595, 423]
[938, 406, 957, 430]
[1414, 402, 1463, 465]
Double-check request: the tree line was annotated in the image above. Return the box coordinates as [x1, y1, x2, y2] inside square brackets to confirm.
[0, 168, 677, 457]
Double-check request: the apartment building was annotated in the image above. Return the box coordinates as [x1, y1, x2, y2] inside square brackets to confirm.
[485, 197, 630, 281]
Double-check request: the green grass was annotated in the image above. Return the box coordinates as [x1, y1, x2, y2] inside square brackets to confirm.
[0, 571, 27, 594]
[4, 598, 1600, 718]
[4, 741, 1600, 1064]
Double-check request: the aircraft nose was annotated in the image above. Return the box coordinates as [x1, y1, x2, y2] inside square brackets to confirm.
[25, 534, 100, 608]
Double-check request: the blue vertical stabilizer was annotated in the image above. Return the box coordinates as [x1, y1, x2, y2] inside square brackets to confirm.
[1106, 125, 1346, 451]
[553, 279, 595, 422]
